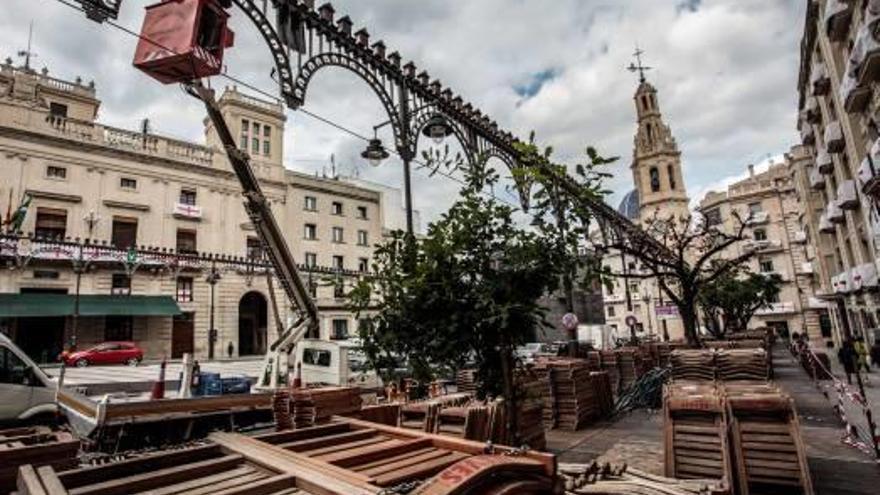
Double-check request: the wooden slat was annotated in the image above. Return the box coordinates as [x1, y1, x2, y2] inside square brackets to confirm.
[69, 455, 243, 495]
[348, 448, 439, 473]
[253, 423, 350, 445]
[35, 466, 67, 495]
[17, 465, 48, 495]
[279, 429, 378, 453]
[328, 439, 433, 468]
[305, 438, 392, 458]
[373, 452, 468, 487]
[209, 474, 297, 495]
[129, 465, 256, 495]
[358, 449, 452, 478]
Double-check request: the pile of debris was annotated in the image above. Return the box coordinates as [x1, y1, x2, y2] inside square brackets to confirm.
[560, 462, 729, 495]
[0, 426, 79, 493]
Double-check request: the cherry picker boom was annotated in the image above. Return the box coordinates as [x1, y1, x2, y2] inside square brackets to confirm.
[189, 82, 318, 390]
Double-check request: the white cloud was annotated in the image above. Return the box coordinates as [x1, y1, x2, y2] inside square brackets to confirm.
[0, 0, 805, 223]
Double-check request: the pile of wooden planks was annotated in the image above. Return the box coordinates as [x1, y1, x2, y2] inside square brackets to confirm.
[663, 382, 733, 484]
[715, 350, 769, 381]
[536, 358, 607, 431]
[0, 426, 79, 494]
[559, 462, 730, 495]
[722, 383, 813, 495]
[454, 369, 477, 394]
[617, 349, 645, 391]
[398, 393, 472, 433]
[290, 387, 363, 428]
[670, 350, 716, 381]
[19, 419, 559, 494]
[347, 404, 401, 427]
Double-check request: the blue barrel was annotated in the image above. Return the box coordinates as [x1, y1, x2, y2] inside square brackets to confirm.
[221, 376, 252, 395]
[199, 372, 223, 396]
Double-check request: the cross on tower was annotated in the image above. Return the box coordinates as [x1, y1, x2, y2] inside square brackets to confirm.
[627, 46, 652, 83]
[17, 21, 37, 70]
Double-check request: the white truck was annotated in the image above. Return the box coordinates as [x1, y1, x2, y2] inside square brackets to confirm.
[0, 333, 57, 424]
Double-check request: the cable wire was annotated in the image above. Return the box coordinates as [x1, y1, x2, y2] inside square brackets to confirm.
[49, 0, 524, 209]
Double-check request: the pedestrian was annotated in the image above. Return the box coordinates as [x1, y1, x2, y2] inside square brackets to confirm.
[854, 336, 871, 373]
[838, 339, 857, 385]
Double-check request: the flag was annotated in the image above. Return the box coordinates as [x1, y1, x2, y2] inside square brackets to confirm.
[9, 194, 31, 232]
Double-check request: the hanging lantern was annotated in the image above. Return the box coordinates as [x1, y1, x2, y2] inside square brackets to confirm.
[133, 0, 235, 84]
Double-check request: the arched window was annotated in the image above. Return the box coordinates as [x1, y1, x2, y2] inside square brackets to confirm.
[641, 95, 650, 111]
[649, 167, 661, 192]
[646, 123, 653, 144]
[667, 164, 677, 190]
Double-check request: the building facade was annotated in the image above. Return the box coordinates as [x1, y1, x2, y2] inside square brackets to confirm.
[699, 160, 832, 340]
[794, 0, 880, 348]
[600, 77, 688, 342]
[0, 62, 388, 363]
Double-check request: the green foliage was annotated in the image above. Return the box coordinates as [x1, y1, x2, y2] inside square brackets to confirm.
[349, 161, 561, 397]
[698, 270, 782, 337]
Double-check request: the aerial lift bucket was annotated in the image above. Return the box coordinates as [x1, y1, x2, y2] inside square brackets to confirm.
[133, 0, 235, 84]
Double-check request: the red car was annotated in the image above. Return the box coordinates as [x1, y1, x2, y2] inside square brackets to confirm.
[61, 342, 143, 367]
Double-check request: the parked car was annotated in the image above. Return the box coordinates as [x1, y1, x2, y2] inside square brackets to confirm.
[0, 333, 56, 424]
[61, 342, 143, 367]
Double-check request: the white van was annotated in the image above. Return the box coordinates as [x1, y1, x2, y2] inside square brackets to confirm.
[0, 333, 57, 424]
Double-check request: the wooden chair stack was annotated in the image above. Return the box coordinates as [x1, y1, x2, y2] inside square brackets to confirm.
[591, 371, 615, 419]
[663, 382, 733, 485]
[535, 358, 603, 431]
[670, 350, 716, 381]
[617, 348, 645, 391]
[290, 387, 363, 428]
[0, 427, 79, 494]
[715, 349, 769, 381]
[600, 350, 622, 396]
[455, 369, 477, 394]
[434, 405, 491, 440]
[722, 383, 813, 495]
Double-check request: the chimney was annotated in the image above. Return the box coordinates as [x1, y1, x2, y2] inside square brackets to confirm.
[748, 164, 755, 177]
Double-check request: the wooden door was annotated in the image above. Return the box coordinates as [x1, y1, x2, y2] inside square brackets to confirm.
[172, 313, 194, 359]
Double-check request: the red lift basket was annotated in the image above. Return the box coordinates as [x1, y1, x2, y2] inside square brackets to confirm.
[133, 0, 235, 84]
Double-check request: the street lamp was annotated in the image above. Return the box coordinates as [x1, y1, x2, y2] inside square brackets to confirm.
[361, 137, 390, 167]
[421, 114, 453, 145]
[641, 288, 654, 340]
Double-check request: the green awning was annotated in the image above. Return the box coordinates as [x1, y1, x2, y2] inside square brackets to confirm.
[0, 294, 182, 317]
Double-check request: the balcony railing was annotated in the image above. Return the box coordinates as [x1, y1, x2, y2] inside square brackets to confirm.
[833, 270, 854, 294]
[837, 179, 859, 210]
[810, 167, 826, 190]
[861, 138, 880, 198]
[746, 211, 770, 225]
[811, 61, 831, 95]
[604, 293, 625, 303]
[818, 212, 836, 233]
[801, 124, 815, 146]
[840, 70, 871, 113]
[825, 0, 853, 41]
[0, 106, 216, 168]
[743, 239, 783, 252]
[793, 230, 808, 243]
[796, 261, 815, 276]
[824, 121, 845, 154]
[173, 203, 203, 219]
[816, 149, 833, 174]
[852, 11, 880, 86]
[755, 302, 797, 316]
[805, 96, 821, 124]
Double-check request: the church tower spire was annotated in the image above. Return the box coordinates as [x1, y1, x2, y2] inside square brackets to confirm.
[628, 50, 689, 223]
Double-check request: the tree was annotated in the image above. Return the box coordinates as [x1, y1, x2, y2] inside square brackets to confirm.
[699, 270, 782, 337]
[596, 212, 755, 345]
[349, 160, 562, 441]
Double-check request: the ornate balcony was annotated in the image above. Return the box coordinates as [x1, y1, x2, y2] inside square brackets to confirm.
[833, 270, 854, 294]
[840, 71, 871, 113]
[796, 262, 815, 276]
[801, 124, 816, 146]
[828, 200, 846, 223]
[818, 212, 836, 233]
[743, 238, 783, 252]
[824, 121, 845, 154]
[852, 262, 879, 290]
[810, 167, 826, 189]
[755, 302, 797, 316]
[816, 149, 834, 174]
[825, 0, 853, 42]
[793, 230, 808, 243]
[837, 179, 859, 210]
[862, 138, 880, 199]
[811, 61, 831, 95]
[851, 11, 880, 86]
[746, 211, 770, 225]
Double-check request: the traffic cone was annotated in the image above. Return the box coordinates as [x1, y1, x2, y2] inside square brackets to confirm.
[151, 358, 167, 400]
[292, 361, 302, 389]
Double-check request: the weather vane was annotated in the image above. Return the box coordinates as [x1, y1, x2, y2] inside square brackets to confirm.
[627, 46, 652, 83]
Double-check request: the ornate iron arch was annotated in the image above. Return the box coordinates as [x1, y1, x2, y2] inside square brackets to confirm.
[408, 111, 476, 165]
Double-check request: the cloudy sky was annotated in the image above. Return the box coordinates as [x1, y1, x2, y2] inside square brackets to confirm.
[0, 0, 804, 226]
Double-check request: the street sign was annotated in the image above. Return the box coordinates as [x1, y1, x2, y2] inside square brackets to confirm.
[655, 305, 679, 320]
[561, 313, 579, 331]
[625, 315, 638, 327]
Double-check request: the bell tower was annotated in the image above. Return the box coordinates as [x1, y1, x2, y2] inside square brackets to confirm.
[628, 50, 689, 223]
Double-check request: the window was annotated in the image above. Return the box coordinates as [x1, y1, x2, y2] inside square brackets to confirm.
[357, 206, 368, 219]
[304, 196, 317, 211]
[333, 255, 344, 270]
[303, 348, 331, 367]
[668, 165, 676, 190]
[704, 208, 722, 227]
[357, 230, 368, 246]
[176, 229, 197, 254]
[111, 273, 131, 295]
[334, 280, 345, 298]
[179, 189, 197, 206]
[120, 177, 137, 190]
[33, 270, 59, 279]
[104, 316, 133, 341]
[331, 319, 349, 340]
[820, 313, 833, 338]
[754, 229, 767, 241]
[176, 276, 194, 302]
[240, 119, 249, 149]
[49, 102, 68, 119]
[304, 223, 317, 240]
[251, 122, 260, 154]
[246, 237, 263, 259]
[111, 217, 137, 248]
[308, 280, 317, 298]
[649, 167, 660, 192]
[332, 202, 343, 215]
[262, 125, 271, 155]
[305, 252, 317, 267]
[332, 227, 344, 243]
[748, 202, 763, 215]
[46, 165, 67, 179]
[358, 257, 369, 273]
[0, 348, 29, 385]
[35, 208, 67, 239]
[607, 306, 615, 317]
[759, 259, 774, 273]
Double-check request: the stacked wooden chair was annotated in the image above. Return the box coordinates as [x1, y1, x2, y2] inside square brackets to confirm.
[715, 349, 769, 381]
[670, 350, 716, 381]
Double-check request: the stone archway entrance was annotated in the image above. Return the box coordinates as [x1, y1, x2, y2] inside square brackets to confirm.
[238, 291, 267, 356]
